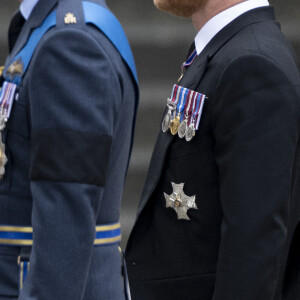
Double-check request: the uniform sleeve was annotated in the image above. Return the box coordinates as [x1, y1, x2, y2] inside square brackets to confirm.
[18, 28, 121, 300]
[212, 54, 300, 299]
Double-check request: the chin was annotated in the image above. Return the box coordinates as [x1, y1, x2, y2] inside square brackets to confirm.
[153, 0, 202, 18]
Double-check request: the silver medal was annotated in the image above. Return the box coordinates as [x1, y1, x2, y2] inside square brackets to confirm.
[185, 123, 195, 142]
[178, 119, 187, 138]
[162, 98, 176, 133]
[0, 133, 7, 179]
[0, 115, 6, 131]
[162, 111, 171, 133]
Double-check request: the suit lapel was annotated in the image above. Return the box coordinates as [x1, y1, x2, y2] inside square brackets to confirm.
[136, 6, 276, 218]
[7, 0, 58, 66]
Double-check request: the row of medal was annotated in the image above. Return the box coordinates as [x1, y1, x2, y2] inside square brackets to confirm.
[162, 84, 206, 142]
[0, 80, 18, 178]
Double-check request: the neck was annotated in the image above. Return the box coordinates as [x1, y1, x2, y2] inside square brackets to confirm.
[192, 0, 246, 31]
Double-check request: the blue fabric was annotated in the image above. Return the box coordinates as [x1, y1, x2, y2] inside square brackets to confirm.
[83, 1, 138, 84]
[23, 262, 29, 285]
[95, 229, 121, 239]
[0, 232, 32, 241]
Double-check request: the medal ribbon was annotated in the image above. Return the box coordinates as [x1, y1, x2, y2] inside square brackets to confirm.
[182, 90, 194, 122]
[172, 85, 183, 118]
[176, 87, 188, 120]
[195, 94, 206, 130]
[170, 85, 178, 104]
[182, 49, 197, 68]
[0, 81, 17, 119]
[188, 91, 198, 126]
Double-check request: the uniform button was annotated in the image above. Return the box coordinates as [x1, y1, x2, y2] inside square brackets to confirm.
[132, 262, 136, 266]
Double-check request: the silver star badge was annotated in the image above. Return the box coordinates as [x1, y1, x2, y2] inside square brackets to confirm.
[164, 182, 197, 220]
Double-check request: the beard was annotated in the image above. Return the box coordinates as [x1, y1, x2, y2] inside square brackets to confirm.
[153, 0, 206, 17]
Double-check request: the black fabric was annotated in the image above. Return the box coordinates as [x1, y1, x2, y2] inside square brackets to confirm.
[130, 273, 215, 300]
[8, 11, 25, 53]
[282, 221, 300, 298]
[30, 129, 112, 186]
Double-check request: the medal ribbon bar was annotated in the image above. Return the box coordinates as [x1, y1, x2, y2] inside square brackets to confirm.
[162, 84, 206, 141]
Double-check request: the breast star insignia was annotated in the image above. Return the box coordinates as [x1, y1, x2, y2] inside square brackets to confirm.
[164, 182, 197, 220]
[6, 58, 24, 79]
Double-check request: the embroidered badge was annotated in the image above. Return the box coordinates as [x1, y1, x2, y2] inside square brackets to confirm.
[6, 58, 24, 80]
[162, 84, 206, 142]
[164, 182, 197, 220]
[64, 13, 77, 24]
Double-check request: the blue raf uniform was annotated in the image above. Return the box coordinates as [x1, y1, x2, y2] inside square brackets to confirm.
[0, 0, 138, 299]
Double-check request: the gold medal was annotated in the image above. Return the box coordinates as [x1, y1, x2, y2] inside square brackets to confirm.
[169, 114, 180, 135]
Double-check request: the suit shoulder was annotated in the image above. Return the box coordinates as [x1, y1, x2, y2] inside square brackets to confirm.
[212, 21, 300, 87]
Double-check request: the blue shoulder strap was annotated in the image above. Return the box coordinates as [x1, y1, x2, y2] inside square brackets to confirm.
[3, 1, 138, 88]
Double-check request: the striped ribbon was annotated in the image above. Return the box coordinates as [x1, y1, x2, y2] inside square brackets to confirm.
[0, 81, 17, 119]
[168, 84, 206, 131]
[0, 223, 121, 247]
[182, 49, 198, 68]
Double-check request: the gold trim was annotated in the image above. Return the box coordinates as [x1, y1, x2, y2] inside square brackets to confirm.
[0, 224, 120, 233]
[96, 223, 120, 231]
[94, 235, 122, 245]
[0, 239, 33, 246]
[0, 226, 33, 233]
[0, 66, 4, 77]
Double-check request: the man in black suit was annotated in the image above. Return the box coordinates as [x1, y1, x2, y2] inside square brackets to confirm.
[126, 0, 300, 299]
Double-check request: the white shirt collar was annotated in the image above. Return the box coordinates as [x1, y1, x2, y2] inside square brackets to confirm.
[20, 0, 39, 20]
[195, 0, 269, 55]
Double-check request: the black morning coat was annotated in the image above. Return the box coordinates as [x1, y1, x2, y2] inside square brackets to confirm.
[126, 6, 300, 300]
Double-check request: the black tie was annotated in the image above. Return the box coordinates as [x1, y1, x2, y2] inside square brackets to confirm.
[8, 11, 26, 53]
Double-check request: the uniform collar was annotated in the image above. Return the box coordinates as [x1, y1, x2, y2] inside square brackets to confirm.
[20, 0, 39, 20]
[195, 0, 269, 55]
[8, 0, 57, 64]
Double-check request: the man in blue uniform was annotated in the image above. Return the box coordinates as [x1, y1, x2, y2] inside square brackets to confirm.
[126, 0, 300, 299]
[0, 0, 138, 299]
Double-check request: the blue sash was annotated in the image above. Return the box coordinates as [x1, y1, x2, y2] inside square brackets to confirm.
[3, 1, 138, 87]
